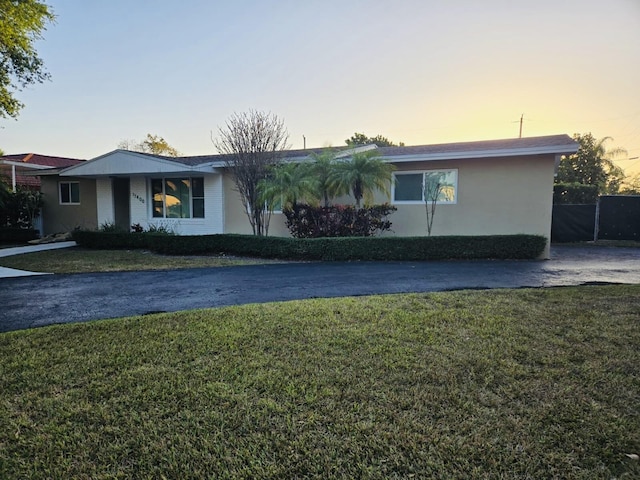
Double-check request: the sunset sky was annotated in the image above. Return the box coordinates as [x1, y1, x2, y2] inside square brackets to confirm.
[2, 0, 640, 173]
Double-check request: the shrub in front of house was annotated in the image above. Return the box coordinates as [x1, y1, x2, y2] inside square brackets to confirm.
[0, 187, 43, 231]
[72, 230, 546, 260]
[283, 204, 397, 238]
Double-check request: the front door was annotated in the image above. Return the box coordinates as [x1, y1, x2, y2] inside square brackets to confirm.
[112, 178, 130, 231]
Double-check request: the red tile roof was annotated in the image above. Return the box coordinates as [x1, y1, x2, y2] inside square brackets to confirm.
[0, 153, 84, 188]
[1, 153, 84, 168]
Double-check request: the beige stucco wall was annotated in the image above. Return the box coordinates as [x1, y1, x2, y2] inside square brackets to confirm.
[222, 172, 289, 236]
[40, 176, 98, 234]
[223, 154, 555, 257]
[376, 154, 556, 257]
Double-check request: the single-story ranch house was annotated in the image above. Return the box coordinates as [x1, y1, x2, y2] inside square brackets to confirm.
[35, 134, 578, 258]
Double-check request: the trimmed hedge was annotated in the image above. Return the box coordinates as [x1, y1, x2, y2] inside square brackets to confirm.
[0, 227, 39, 244]
[72, 231, 547, 261]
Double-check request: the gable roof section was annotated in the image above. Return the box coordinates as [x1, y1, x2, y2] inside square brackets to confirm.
[58, 150, 216, 177]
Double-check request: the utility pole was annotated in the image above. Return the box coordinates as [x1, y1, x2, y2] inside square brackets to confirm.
[519, 114, 524, 138]
[303, 135, 306, 150]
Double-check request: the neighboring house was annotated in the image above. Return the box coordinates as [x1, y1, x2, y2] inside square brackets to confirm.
[0, 153, 84, 191]
[36, 134, 578, 258]
[1, 153, 85, 235]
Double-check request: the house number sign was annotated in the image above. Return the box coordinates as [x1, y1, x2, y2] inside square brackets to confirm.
[132, 192, 145, 204]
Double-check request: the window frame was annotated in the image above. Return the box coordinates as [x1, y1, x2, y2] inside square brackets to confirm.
[150, 176, 205, 219]
[59, 181, 80, 205]
[392, 169, 458, 205]
[246, 198, 283, 216]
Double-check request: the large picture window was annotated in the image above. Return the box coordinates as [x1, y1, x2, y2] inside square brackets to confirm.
[393, 169, 457, 204]
[151, 177, 205, 218]
[59, 182, 80, 205]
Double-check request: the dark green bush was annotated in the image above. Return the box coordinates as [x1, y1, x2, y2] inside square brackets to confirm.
[0, 188, 43, 229]
[73, 231, 547, 260]
[0, 227, 38, 244]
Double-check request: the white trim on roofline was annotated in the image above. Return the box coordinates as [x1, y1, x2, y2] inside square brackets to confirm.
[0, 160, 53, 170]
[382, 144, 579, 163]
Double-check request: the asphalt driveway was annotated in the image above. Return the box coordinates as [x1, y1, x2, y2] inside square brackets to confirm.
[1, 245, 639, 333]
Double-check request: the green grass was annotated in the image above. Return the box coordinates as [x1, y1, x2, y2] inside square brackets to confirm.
[0, 247, 284, 273]
[1, 286, 639, 479]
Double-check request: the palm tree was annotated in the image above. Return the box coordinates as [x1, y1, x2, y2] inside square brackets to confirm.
[259, 162, 319, 211]
[328, 150, 395, 208]
[309, 150, 340, 207]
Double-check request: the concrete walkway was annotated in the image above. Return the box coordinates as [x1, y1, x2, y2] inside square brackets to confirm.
[0, 241, 77, 278]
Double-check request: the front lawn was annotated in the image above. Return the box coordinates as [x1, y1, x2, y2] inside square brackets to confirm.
[1, 286, 639, 479]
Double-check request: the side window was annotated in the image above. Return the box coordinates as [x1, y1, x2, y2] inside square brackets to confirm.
[394, 173, 423, 201]
[59, 182, 80, 205]
[393, 170, 457, 204]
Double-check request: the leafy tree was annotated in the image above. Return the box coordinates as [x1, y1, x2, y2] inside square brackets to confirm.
[345, 132, 404, 147]
[259, 162, 318, 211]
[118, 134, 179, 157]
[329, 150, 395, 208]
[0, 186, 42, 228]
[0, 0, 55, 119]
[556, 133, 626, 194]
[214, 110, 289, 236]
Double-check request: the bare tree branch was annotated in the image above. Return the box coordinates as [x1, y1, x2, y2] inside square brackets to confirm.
[424, 173, 445, 236]
[213, 110, 289, 235]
